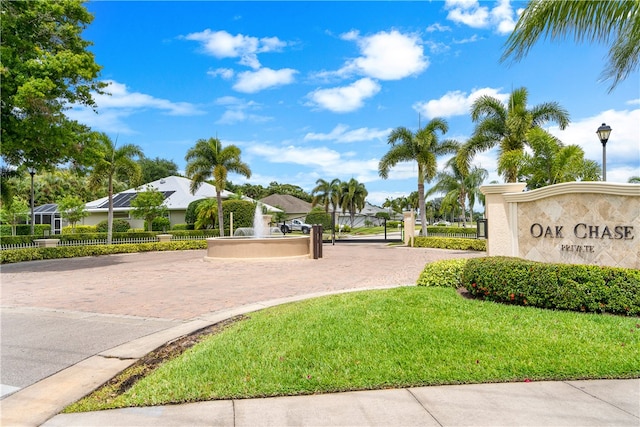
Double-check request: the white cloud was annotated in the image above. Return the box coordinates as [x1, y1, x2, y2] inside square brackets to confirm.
[445, 0, 489, 28]
[426, 23, 451, 33]
[547, 108, 640, 182]
[214, 96, 272, 125]
[65, 80, 204, 134]
[94, 81, 201, 115]
[339, 30, 429, 80]
[208, 68, 234, 79]
[413, 87, 508, 119]
[626, 98, 640, 105]
[304, 124, 391, 143]
[445, 0, 517, 35]
[244, 141, 381, 186]
[307, 78, 381, 113]
[184, 29, 286, 69]
[247, 143, 342, 167]
[233, 67, 298, 93]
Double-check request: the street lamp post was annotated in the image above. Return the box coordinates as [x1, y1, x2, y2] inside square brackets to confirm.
[596, 123, 612, 181]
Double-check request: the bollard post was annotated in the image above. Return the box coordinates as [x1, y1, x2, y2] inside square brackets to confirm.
[312, 225, 323, 259]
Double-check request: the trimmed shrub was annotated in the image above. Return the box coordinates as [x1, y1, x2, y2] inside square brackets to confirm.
[58, 231, 156, 241]
[221, 200, 255, 229]
[335, 224, 351, 232]
[417, 258, 468, 288]
[0, 240, 208, 264]
[146, 217, 171, 232]
[461, 257, 640, 316]
[426, 226, 477, 235]
[305, 210, 331, 230]
[413, 237, 486, 251]
[95, 219, 131, 233]
[62, 225, 97, 234]
[171, 223, 193, 231]
[0, 224, 51, 236]
[0, 235, 35, 246]
[388, 221, 401, 228]
[167, 229, 219, 238]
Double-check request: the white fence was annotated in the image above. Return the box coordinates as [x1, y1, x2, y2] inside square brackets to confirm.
[0, 234, 211, 251]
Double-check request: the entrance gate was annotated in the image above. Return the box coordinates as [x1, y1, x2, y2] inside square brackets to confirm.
[326, 213, 404, 244]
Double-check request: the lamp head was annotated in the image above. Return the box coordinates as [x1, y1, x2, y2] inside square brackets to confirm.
[596, 123, 612, 145]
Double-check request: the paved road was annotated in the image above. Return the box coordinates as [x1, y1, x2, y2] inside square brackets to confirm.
[1, 244, 483, 397]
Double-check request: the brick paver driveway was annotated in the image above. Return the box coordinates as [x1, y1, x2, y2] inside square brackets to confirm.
[1, 244, 484, 320]
[1, 244, 484, 393]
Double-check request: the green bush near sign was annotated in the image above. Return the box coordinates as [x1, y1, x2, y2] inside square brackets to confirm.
[461, 257, 640, 316]
[413, 236, 486, 251]
[417, 259, 467, 288]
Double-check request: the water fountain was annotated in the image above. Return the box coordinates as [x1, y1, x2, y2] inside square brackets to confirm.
[204, 202, 312, 260]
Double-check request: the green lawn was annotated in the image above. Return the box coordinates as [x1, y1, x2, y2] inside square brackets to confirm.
[67, 287, 640, 412]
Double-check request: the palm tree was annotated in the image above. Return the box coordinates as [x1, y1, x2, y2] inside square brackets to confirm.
[88, 133, 142, 244]
[428, 158, 488, 227]
[311, 178, 342, 232]
[194, 198, 219, 230]
[457, 86, 570, 183]
[379, 118, 459, 236]
[311, 178, 342, 213]
[519, 128, 601, 188]
[185, 137, 251, 237]
[501, 0, 639, 92]
[340, 178, 368, 228]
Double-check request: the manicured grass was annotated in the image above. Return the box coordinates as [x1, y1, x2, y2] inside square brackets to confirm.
[67, 287, 640, 412]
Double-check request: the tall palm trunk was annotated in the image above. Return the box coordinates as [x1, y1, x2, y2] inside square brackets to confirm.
[417, 164, 427, 237]
[216, 191, 224, 237]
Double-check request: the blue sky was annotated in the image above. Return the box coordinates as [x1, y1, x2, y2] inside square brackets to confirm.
[69, 0, 640, 205]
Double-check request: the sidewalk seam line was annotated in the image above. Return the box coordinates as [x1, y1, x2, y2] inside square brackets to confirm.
[407, 388, 443, 426]
[564, 380, 640, 419]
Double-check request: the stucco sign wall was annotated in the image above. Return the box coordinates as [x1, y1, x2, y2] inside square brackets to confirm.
[481, 182, 640, 269]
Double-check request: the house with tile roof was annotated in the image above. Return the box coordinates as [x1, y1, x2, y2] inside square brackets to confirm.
[259, 194, 313, 221]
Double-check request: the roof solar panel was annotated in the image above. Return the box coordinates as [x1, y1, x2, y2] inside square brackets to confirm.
[96, 190, 175, 209]
[33, 203, 59, 213]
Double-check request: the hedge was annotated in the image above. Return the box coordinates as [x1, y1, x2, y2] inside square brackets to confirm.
[461, 257, 640, 316]
[413, 236, 486, 251]
[95, 219, 131, 232]
[426, 225, 477, 235]
[417, 259, 467, 288]
[0, 224, 51, 236]
[57, 231, 157, 241]
[62, 225, 97, 234]
[0, 240, 208, 264]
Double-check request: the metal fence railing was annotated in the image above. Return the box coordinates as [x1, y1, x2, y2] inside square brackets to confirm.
[427, 232, 478, 239]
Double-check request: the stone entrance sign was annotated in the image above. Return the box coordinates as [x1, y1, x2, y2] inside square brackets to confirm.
[481, 182, 639, 269]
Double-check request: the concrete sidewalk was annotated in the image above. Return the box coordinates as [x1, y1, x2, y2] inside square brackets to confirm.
[41, 379, 640, 427]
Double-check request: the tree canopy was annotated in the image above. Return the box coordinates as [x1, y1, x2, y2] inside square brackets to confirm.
[502, 0, 639, 91]
[185, 137, 251, 236]
[0, 0, 105, 170]
[379, 119, 458, 236]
